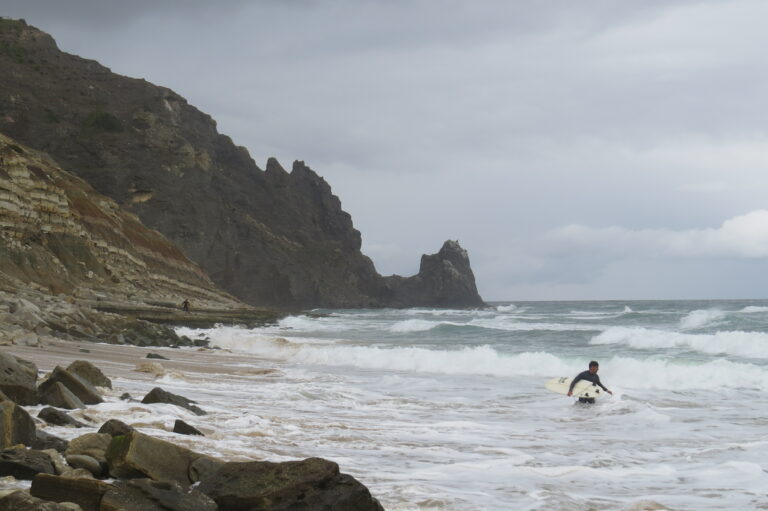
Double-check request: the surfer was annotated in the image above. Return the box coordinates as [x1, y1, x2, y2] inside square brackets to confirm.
[567, 361, 612, 404]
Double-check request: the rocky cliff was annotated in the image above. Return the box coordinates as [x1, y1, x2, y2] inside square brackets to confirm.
[0, 18, 485, 309]
[0, 132, 238, 307]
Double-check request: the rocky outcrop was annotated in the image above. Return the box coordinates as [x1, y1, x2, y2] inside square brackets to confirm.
[0, 19, 485, 309]
[382, 240, 485, 308]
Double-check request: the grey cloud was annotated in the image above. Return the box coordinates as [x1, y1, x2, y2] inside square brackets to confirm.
[2, 0, 767, 300]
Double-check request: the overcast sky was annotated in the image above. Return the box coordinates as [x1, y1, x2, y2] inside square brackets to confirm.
[5, 0, 768, 301]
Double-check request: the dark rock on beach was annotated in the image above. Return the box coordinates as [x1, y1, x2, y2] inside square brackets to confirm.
[37, 382, 85, 410]
[38, 408, 87, 428]
[105, 430, 213, 485]
[37, 368, 102, 406]
[64, 455, 102, 478]
[32, 430, 69, 454]
[97, 419, 134, 438]
[31, 473, 112, 511]
[0, 489, 81, 511]
[66, 361, 112, 389]
[197, 457, 385, 511]
[141, 387, 206, 416]
[0, 392, 37, 448]
[172, 419, 203, 436]
[0, 447, 55, 479]
[0, 351, 38, 405]
[102, 478, 217, 511]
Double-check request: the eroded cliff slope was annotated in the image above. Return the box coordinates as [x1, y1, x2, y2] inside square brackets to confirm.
[0, 133, 239, 308]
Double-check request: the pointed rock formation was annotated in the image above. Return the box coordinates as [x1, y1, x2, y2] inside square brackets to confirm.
[382, 240, 485, 308]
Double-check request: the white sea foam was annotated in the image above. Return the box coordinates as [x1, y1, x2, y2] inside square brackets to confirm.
[602, 356, 768, 391]
[740, 306, 768, 313]
[496, 304, 518, 312]
[195, 327, 768, 391]
[592, 326, 768, 359]
[679, 309, 727, 329]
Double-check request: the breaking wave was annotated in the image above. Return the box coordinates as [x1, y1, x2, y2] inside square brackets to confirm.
[679, 309, 727, 330]
[591, 326, 768, 359]
[195, 326, 768, 390]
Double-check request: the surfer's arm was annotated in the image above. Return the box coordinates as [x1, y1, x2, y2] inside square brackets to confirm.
[567, 373, 585, 394]
[595, 376, 612, 394]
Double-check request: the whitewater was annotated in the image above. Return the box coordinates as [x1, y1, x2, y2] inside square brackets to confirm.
[52, 300, 768, 510]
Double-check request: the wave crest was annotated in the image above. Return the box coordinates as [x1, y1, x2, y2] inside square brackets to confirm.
[592, 326, 768, 359]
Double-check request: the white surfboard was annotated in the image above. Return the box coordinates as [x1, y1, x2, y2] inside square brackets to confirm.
[545, 376, 604, 399]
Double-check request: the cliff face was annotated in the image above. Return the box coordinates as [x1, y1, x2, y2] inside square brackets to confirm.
[0, 133, 238, 308]
[0, 19, 484, 309]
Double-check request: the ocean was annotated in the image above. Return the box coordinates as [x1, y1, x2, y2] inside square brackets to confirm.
[43, 300, 768, 510]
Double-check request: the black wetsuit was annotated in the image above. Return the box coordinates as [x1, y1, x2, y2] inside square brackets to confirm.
[569, 370, 608, 404]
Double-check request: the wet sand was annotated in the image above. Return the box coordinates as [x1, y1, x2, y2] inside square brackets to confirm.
[3, 338, 275, 383]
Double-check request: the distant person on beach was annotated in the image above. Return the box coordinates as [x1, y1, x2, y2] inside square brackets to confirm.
[181, 299, 190, 312]
[568, 360, 612, 404]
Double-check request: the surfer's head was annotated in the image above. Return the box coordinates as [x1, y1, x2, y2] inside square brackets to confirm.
[589, 361, 599, 373]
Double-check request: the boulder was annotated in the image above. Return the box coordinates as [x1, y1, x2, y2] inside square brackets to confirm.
[63, 455, 102, 478]
[31, 473, 112, 511]
[196, 457, 385, 511]
[0, 489, 84, 510]
[141, 388, 206, 416]
[60, 468, 95, 479]
[41, 449, 67, 475]
[172, 420, 203, 436]
[65, 362, 111, 390]
[105, 430, 217, 485]
[97, 419, 134, 438]
[37, 368, 102, 406]
[65, 434, 111, 466]
[0, 352, 38, 405]
[0, 447, 55, 479]
[100, 479, 217, 511]
[145, 353, 169, 360]
[38, 408, 87, 428]
[188, 457, 225, 483]
[37, 383, 86, 410]
[32, 431, 69, 454]
[0, 393, 37, 448]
